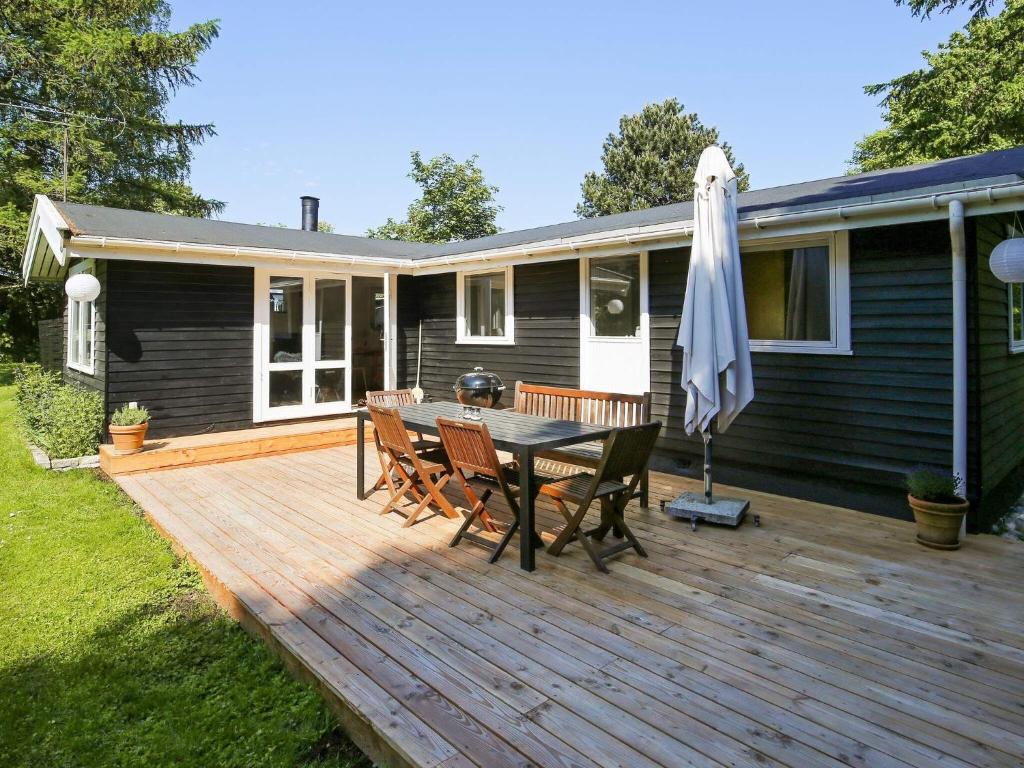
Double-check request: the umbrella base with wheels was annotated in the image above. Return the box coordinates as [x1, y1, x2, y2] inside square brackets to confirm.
[664, 492, 749, 529]
[661, 430, 754, 530]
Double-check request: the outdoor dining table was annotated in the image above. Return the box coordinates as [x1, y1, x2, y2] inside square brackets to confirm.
[355, 401, 616, 571]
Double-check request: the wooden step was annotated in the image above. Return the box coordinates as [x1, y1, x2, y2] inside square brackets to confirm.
[100, 418, 371, 475]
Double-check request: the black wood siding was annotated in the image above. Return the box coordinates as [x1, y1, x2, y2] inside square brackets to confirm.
[63, 259, 107, 396]
[650, 221, 955, 517]
[105, 261, 254, 438]
[397, 260, 580, 400]
[973, 212, 1024, 527]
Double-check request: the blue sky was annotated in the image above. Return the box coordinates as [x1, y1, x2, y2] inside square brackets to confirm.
[167, 1, 973, 235]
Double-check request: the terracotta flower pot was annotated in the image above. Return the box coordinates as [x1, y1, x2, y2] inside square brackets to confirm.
[109, 422, 149, 455]
[908, 494, 968, 550]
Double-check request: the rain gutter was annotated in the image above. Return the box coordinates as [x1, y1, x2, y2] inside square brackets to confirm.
[65, 235, 411, 270]
[58, 179, 1024, 275]
[405, 179, 1024, 272]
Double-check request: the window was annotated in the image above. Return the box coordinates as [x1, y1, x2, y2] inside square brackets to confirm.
[67, 269, 96, 374]
[457, 267, 514, 344]
[740, 233, 850, 354]
[1010, 282, 1024, 353]
[590, 254, 641, 338]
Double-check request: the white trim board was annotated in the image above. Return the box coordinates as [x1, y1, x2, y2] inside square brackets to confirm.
[24, 178, 1024, 282]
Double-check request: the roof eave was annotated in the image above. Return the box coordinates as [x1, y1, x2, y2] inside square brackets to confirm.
[34, 172, 1024, 279]
[66, 233, 415, 273]
[22, 195, 71, 284]
[406, 175, 1024, 273]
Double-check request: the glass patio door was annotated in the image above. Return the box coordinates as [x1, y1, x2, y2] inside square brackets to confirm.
[261, 272, 351, 420]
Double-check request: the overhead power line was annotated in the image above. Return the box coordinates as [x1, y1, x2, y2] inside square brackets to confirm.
[0, 100, 126, 201]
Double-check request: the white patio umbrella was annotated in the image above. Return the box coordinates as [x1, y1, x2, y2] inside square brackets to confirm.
[669, 145, 755, 527]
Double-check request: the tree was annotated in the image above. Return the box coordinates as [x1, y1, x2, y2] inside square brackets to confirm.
[367, 151, 501, 243]
[0, 1, 221, 360]
[576, 99, 749, 219]
[896, 0, 997, 19]
[258, 220, 335, 232]
[851, 0, 1024, 172]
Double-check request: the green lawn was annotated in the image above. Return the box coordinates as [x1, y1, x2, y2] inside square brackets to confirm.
[0, 384, 370, 768]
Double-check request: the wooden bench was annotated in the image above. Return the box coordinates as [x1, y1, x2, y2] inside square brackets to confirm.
[512, 381, 654, 507]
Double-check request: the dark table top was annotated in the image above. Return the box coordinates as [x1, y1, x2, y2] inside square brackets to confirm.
[391, 401, 614, 452]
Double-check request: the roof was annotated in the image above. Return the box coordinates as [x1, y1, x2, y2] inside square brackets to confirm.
[54, 202, 430, 259]
[47, 145, 1024, 263]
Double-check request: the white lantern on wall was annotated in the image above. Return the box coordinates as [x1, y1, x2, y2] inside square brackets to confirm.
[990, 238, 1024, 284]
[65, 272, 101, 302]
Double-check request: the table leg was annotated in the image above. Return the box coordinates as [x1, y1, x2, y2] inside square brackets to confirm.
[518, 445, 536, 572]
[356, 411, 366, 500]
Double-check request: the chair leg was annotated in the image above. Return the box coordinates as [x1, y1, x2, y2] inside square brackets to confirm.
[547, 498, 591, 557]
[449, 486, 493, 547]
[402, 490, 437, 528]
[640, 469, 650, 510]
[489, 518, 520, 564]
[459, 482, 498, 533]
[420, 472, 459, 520]
[575, 528, 610, 573]
[449, 506, 481, 547]
[380, 476, 414, 516]
[589, 498, 616, 541]
[608, 504, 647, 558]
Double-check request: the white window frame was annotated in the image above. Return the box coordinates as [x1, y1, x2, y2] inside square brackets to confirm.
[66, 261, 97, 375]
[456, 265, 515, 345]
[1009, 282, 1024, 354]
[744, 231, 851, 356]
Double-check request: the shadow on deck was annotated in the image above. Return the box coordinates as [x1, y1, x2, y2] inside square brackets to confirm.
[115, 443, 1024, 768]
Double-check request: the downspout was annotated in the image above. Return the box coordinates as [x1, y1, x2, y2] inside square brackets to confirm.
[949, 200, 968, 535]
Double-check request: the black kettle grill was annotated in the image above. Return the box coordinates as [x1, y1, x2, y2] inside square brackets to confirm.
[453, 366, 505, 408]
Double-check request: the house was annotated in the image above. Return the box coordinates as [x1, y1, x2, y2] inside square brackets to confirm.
[21, 147, 1024, 530]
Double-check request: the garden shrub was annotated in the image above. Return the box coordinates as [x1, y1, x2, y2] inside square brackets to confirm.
[14, 367, 104, 459]
[37, 385, 104, 459]
[14, 365, 60, 442]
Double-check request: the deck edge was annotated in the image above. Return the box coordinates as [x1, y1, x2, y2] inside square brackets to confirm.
[124, 481, 422, 768]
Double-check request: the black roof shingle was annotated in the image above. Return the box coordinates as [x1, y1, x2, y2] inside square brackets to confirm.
[54, 146, 1024, 262]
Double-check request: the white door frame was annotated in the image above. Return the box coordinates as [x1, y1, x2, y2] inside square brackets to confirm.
[579, 251, 651, 394]
[253, 268, 359, 422]
[383, 271, 398, 390]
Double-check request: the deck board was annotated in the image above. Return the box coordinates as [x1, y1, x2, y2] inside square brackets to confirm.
[116, 444, 1024, 768]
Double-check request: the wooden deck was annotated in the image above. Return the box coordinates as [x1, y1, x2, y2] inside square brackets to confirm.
[100, 417, 366, 475]
[116, 444, 1024, 768]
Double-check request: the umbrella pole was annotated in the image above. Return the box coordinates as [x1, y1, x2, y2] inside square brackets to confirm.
[664, 424, 749, 528]
[702, 429, 713, 505]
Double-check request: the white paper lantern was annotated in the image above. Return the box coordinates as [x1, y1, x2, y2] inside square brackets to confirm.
[65, 272, 101, 302]
[990, 238, 1024, 284]
[606, 298, 625, 315]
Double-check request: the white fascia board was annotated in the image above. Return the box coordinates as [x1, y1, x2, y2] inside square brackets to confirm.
[47, 176, 1024, 279]
[66, 237, 411, 275]
[409, 177, 1024, 274]
[22, 195, 70, 282]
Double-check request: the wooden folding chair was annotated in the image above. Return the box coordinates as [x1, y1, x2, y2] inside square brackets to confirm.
[436, 417, 549, 564]
[538, 422, 661, 573]
[366, 389, 437, 493]
[367, 404, 459, 527]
